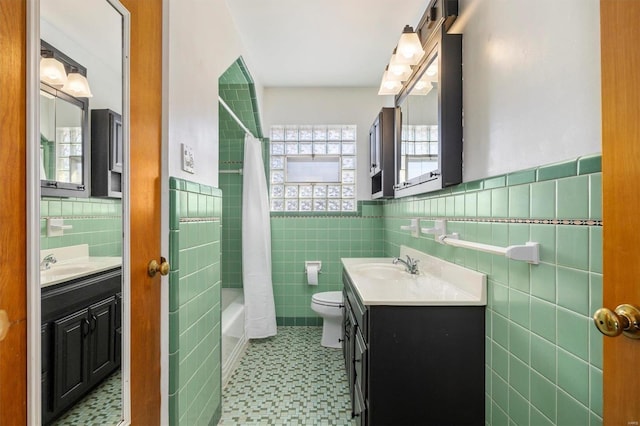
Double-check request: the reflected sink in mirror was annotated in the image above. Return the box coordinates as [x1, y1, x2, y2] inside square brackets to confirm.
[40, 245, 122, 287]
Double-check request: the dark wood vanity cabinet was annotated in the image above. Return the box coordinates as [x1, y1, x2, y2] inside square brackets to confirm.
[342, 270, 485, 425]
[91, 109, 123, 198]
[369, 107, 396, 199]
[42, 268, 121, 424]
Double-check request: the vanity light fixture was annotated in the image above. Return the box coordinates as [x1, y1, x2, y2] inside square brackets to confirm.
[40, 57, 68, 87]
[62, 70, 93, 98]
[378, 25, 425, 96]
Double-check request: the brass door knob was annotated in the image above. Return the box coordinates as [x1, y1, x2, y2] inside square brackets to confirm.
[593, 304, 640, 339]
[148, 257, 170, 277]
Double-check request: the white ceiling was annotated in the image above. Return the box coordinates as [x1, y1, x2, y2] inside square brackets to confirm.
[226, 0, 432, 87]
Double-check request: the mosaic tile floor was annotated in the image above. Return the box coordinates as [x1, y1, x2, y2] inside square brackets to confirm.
[52, 369, 122, 426]
[220, 327, 356, 426]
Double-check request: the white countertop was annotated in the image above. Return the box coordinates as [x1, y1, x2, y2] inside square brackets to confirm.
[341, 246, 487, 306]
[41, 244, 122, 287]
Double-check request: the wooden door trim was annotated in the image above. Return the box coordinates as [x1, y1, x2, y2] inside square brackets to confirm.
[0, 0, 28, 423]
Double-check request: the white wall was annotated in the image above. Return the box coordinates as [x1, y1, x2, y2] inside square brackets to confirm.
[166, 0, 263, 187]
[453, 0, 601, 181]
[262, 88, 390, 200]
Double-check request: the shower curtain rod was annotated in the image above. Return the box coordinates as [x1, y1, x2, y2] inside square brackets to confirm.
[218, 96, 256, 138]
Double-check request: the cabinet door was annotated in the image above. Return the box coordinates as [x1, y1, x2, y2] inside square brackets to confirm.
[53, 309, 90, 411]
[88, 296, 117, 386]
[115, 292, 122, 366]
[354, 328, 367, 401]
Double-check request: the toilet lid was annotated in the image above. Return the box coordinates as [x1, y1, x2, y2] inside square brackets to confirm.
[312, 291, 343, 307]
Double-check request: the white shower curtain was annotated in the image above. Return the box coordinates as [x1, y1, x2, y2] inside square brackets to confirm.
[242, 133, 277, 339]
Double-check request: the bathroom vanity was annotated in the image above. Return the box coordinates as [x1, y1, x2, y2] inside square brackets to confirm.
[341, 247, 486, 425]
[40, 246, 122, 425]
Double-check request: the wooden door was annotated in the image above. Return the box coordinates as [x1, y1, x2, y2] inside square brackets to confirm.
[601, 0, 640, 423]
[0, 0, 28, 423]
[119, 0, 163, 424]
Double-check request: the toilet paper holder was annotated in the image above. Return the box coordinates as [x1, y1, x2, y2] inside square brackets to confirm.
[304, 261, 322, 274]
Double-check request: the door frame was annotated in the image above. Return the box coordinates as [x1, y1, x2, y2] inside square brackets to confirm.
[25, 1, 132, 424]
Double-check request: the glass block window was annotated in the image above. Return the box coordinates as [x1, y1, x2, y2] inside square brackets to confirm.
[270, 124, 357, 212]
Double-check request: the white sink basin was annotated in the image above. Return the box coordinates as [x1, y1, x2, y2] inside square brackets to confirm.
[350, 263, 408, 280]
[341, 246, 487, 306]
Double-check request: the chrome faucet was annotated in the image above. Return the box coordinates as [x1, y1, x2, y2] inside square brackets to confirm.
[393, 255, 419, 274]
[40, 254, 57, 271]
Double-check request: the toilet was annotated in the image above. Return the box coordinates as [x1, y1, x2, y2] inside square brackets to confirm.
[310, 291, 344, 348]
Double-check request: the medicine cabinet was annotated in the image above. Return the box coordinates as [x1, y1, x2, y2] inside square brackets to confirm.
[40, 41, 90, 198]
[394, 0, 462, 198]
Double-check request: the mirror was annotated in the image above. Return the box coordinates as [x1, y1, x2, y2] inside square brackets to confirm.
[40, 83, 87, 188]
[397, 53, 439, 188]
[394, 7, 462, 198]
[39, 0, 128, 425]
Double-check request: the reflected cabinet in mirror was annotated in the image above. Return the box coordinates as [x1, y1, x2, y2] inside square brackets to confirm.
[40, 41, 90, 197]
[394, 0, 462, 198]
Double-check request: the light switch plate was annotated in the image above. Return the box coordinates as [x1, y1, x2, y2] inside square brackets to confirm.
[182, 143, 195, 174]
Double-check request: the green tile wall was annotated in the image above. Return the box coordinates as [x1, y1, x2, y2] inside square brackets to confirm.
[219, 105, 245, 289]
[270, 202, 385, 325]
[40, 196, 122, 256]
[380, 154, 603, 426]
[219, 57, 263, 138]
[168, 177, 223, 426]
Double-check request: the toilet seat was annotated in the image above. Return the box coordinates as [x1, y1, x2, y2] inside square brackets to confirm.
[312, 291, 343, 307]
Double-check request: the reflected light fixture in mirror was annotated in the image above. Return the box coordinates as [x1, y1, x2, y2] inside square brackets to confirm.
[62, 70, 93, 98]
[40, 56, 67, 86]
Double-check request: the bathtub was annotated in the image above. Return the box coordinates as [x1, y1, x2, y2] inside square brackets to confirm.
[221, 288, 247, 387]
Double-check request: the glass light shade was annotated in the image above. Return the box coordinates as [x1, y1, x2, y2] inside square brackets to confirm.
[388, 56, 412, 81]
[397, 26, 424, 65]
[378, 72, 402, 95]
[62, 72, 93, 98]
[40, 57, 68, 86]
